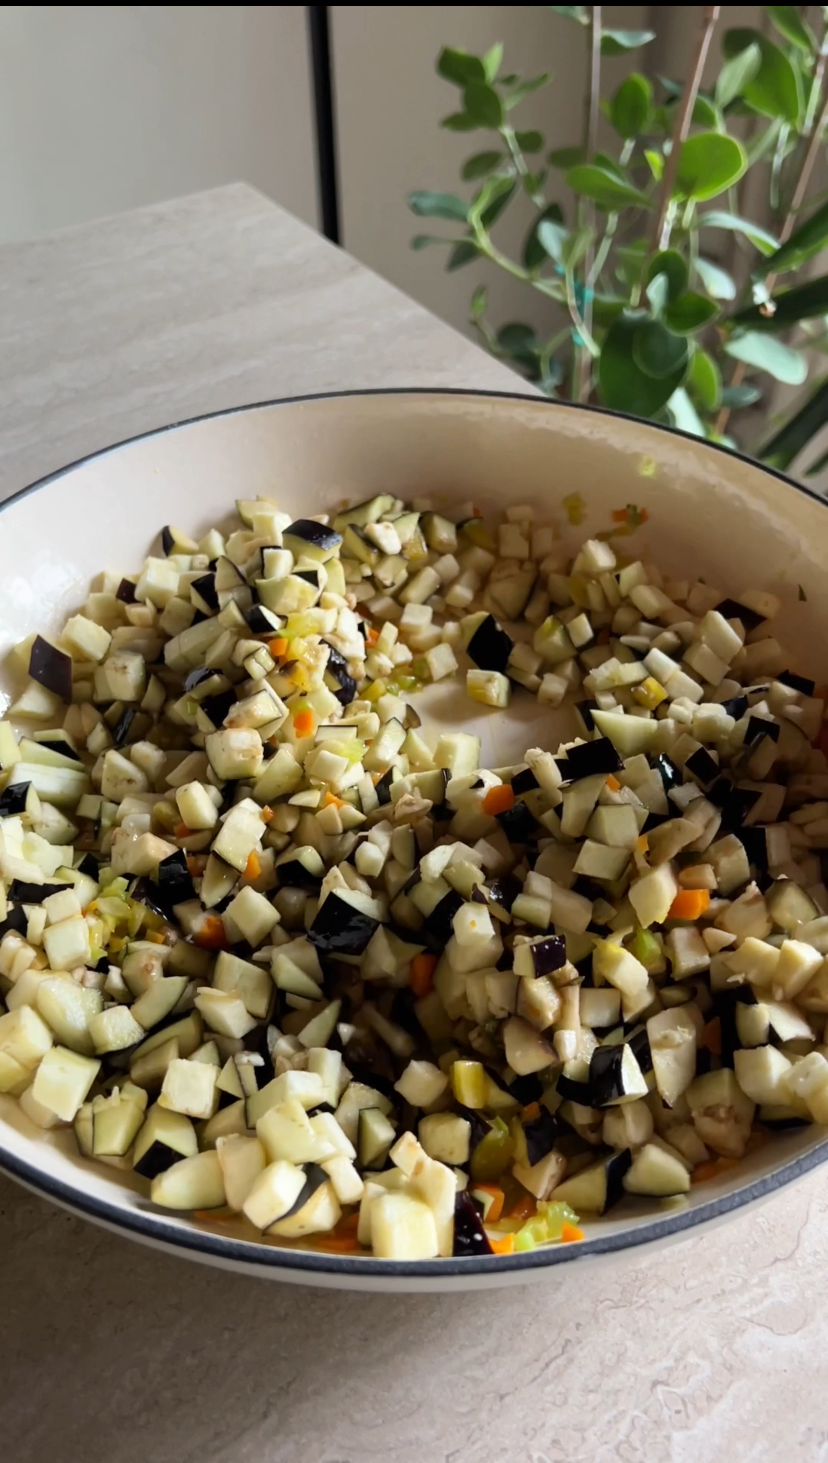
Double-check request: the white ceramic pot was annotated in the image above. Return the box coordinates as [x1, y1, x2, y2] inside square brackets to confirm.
[1, 389, 826, 1292]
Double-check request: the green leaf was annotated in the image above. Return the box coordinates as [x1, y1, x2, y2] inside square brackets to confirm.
[721, 383, 762, 408]
[694, 257, 736, 300]
[688, 348, 722, 411]
[483, 42, 504, 82]
[766, 7, 816, 52]
[548, 6, 588, 20]
[615, 239, 649, 287]
[566, 164, 651, 210]
[724, 332, 808, 384]
[692, 95, 723, 129]
[608, 73, 652, 139]
[437, 48, 486, 85]
[592, 295, 627, 326]
[599, 315, 689, 416]
[646, 273, 670, 317]
[523, 201, 565, 269]
[463, 81, 505, 128]
[470, 284, 488, 319]
[645, 150, 664, 181]
[759, 377, 828, 469]
[480, 179, 517, 228]
[409, 191, 469, 221]
[504, 73, 550, 109]
[674, 132, 747, 201]
[757, 199, 828, 277]
[548, 145, 586, 168]
[441, 113, 478, 132]
[646, 250, 688, 302]
[461, 151, 505, 180]
[447, 240, 481, 270]
[722, 30, 803, 122]
[664, 292, 720, 334]
[729, 273, 828, 330]
[411, 234, 449, 250]
[515, 130, 544, 153]
[536, 218, 568, 264]
[523, 170, 547, 197]
[633, 321, 690, 379]
[497, 323, 540, 367]
[715, 42, 762, 108]
[806, 444, 828, 477]
[600, 29, 655, 57]
[699, 211, 779, 254]
[668, 387, 707, 437]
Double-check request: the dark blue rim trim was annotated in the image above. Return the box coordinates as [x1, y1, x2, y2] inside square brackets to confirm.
[2, 385, 827, 1278]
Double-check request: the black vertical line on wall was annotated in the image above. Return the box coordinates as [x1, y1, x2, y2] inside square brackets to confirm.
[307, 6, 341, 244]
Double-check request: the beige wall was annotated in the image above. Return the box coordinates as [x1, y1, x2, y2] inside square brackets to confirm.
[0, 5, 318, 243]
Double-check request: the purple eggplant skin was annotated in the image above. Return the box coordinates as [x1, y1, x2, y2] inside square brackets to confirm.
[453, 1191, 494, 1257]
[526, 934, 567, 977]
[29, 634, 73, 702]
[466, 614, 514, 675]
[308, 890, 379, 956]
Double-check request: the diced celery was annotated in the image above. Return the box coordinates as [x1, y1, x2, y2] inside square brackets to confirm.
[450, 1059, 488, 1108]
[628, 927, 664, 974]
[469, 1118, 514, 1181]
[536, 1200, 580, 1239]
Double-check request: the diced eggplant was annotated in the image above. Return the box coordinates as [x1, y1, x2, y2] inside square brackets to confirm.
[465, 614, 514, 674]
[309, 889, 381, 957]
[268, 1166, 341, 1238]
[453, 1191, 493, 1257]
[588, 1042, 648, 1107]
[282, 520, 343, 561]
[153, 849, 196, 915]
[357, 1107, 396, 1169]
[623, 1142, 690, 1197]
[29, 635, 73, 702]
[150, 1150, 226, 1210]
[275, 845, 325, 889]
[561, 739, 622, 781]
[553, 1149, 632, 1214]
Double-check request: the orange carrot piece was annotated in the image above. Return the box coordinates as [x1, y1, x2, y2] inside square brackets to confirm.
[668, 888, 711, 921]
[701, 1017, 722, 1056]
[410, 952, 438, 998]
[260, 805, 274, 824]
[315, 1234, 363, 1253]
[561, 1223, 585, 1243]
[293, 708, 315, 738]
[636, 833, 649, 853]
[186, 854, 207, 877]
[244, 850, 261, 881]
[193, 1208, 237, 1223]
[472, 505, 483, 518]
[606, 774, 621, 791]
[482, 784, 515, 817]
[324, 791, 344, 808]
[611, 508, 630, 523]
[490, 1233, 515, 1255]
[268, 637, 289, 658]
[174, 822, 191, 838]
[365, 627, 380, 647]
[473, 1184, 505, 1223]
[691, 1157, 738, 1184]
[508, 1194, 536, 1222]
[520, 1102, 541, 1124]
[193, 915, 228, 951]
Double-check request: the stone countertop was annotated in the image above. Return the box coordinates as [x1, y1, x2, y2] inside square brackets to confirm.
[1, 184, 826, 1463]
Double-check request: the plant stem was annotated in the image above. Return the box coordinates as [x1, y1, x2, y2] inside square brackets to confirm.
[651, 5, 720, 252]
[574, 4, 602, 403]
[715, 86, 828, 436]
[501, 124, 547, 207]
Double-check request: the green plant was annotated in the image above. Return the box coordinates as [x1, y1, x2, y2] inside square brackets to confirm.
[409, 5, 828, 471]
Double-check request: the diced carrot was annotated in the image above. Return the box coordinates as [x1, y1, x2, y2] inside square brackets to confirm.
[611, 508, 629, 523]
[473, 1184, 505, 1224]
[668, 888, 711, 921]
[174, 822, 192, 838]
[293, 708, 315, 738]
[335, 1212, 361, 1234]
[365, 627, 380, 648]
[193, 915, 228, 951]
[489, 1233, 515, 1255]
[194, 1208, 237, 1223]
[260, 805, 274, 824]
[636, 833, 649, 853]
[410, 952, 438, 997]
[324, 791, 344, 808]
[482, 784, 515, 817]
[186, 854, 206, 877]
[520, 1102, 541, 1123]
[244, 850, 261, 881]
[596, 627, 612, 644]
[146, 931, 166, 946]
[561, 1223, 584, 1243]
[508, 1193, 536, 1222]
[691, 1161, 720, 1185]
[472, 505, 483, 517]
[606, 774, 621, 791]
[315, 1234, 363, 1253]
[268, 637, 289, 658]
[701, 1017, 722, 1056]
